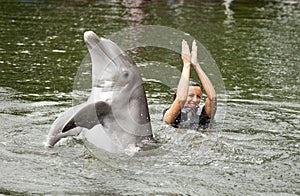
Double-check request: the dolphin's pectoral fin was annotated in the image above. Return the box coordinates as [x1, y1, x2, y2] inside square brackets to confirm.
[61, 118, 76, 133]
[62, 101, 111, 133]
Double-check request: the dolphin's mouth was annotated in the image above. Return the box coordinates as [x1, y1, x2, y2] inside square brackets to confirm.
[93, 80, 124, 91]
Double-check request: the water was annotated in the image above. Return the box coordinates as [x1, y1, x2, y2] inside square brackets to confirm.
[0, 0, 299, 195]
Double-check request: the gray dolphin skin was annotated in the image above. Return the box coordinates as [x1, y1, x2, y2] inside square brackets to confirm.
[46, 31, 153, 153]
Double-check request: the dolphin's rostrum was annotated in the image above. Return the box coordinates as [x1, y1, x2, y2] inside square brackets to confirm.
[47, 31, 153, 153]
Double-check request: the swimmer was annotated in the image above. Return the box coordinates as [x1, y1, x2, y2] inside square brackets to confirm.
[163, 40, 217, 130]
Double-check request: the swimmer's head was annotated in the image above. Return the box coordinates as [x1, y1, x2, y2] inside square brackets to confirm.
[173, 80, 202, 108]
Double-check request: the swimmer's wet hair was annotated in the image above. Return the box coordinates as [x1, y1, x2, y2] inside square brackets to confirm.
[189, 80, 201, 87]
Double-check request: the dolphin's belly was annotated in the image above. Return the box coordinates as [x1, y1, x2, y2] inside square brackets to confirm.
[84, 124, 120, 153]
[84, 121, 139, 153]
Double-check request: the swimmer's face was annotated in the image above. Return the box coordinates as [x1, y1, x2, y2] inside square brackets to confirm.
[184, 86, 202, 108]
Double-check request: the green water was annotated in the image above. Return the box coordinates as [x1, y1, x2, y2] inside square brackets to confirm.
[0, 0, 299, 195]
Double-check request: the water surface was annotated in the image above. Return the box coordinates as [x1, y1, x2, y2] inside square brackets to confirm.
[0, 0, 299, 195]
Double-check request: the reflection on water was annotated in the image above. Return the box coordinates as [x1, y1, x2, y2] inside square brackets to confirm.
[0, 0, 299, 195]
[223, 0, 235, 25]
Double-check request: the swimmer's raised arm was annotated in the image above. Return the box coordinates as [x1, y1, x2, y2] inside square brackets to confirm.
[163, 40, 191, 124]
[191, 40, 217, 119]
[176, 40, 191, 106]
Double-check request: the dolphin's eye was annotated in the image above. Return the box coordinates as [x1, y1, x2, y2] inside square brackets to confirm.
[123, 70, 129, 78]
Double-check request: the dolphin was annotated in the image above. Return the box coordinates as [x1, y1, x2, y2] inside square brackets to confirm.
[46, 31, 153, 153]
